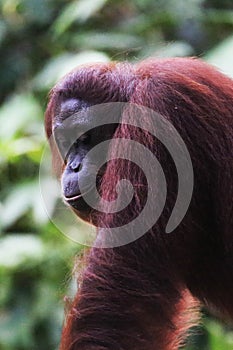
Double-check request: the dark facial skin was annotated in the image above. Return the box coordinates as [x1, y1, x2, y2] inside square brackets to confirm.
[53, 98, 118, 218]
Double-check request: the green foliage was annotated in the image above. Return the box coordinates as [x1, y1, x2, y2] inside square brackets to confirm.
[206, 320, 233, 350]
[53, 0, 108, 35]
[206, 35, 233, 77]
[33, 51, 109, 90]
[0, 0, 233, 349]
[0, 234, 78, 350]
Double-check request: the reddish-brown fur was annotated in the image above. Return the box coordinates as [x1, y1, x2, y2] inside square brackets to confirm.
[45, 58, 233, 349]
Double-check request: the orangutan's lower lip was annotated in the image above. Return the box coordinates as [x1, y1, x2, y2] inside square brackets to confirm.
[64, 193, 83, 201]
[63, 188, 94, 202]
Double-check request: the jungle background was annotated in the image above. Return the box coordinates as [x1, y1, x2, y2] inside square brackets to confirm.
[0, 0, 233, 349]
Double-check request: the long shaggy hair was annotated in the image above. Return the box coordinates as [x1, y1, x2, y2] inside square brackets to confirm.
[45, 57, 233, 350]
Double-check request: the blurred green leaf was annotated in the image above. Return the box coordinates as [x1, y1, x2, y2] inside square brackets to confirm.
[0, 291, 36, 348]
[19, 0, 53, 24]
[143, 41, 194, 58]
[0, 20, 7, 45]
[205, 9, 233, 25]
[0, 137, 43, 163]
[34, 175, 59, 224]
[53, 0, 108, 36]
[0, 234, 44, 268]
[72, 32, 143, 50]
[0, 181, 39, 229]
[206, 320, 233, 350]
[206, 35, 233, 78]
[33, 51, 109, 90]
[0, 94, 43, 141]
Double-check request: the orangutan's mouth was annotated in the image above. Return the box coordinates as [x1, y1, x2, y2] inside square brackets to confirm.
[63, 186, 95, 212]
